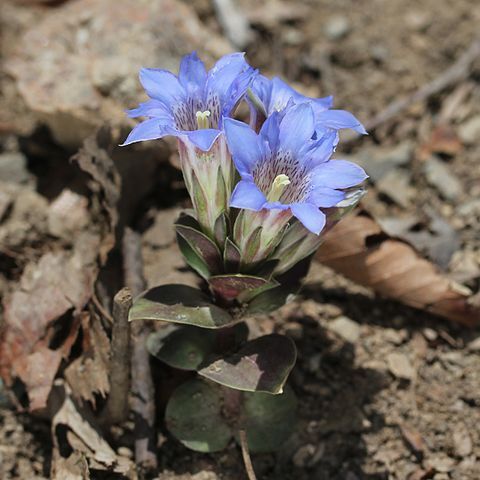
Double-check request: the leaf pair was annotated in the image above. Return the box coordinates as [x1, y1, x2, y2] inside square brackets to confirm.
[165, 378, 297, 453]
[147, 325, 296, 395]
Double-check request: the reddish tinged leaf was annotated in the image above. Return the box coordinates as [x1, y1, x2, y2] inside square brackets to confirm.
[316, 211, 479, 326]
[176, 224, 223, 274]
[199, 334, 297, 394]
[419, 124, 463, 160]
[209, 274, 270, 302]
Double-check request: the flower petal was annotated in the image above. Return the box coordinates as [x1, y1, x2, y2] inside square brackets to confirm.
[127, 99, 171, 118]
[311, 160, 368, 189]
[230, 180, 267, 211]
[308, 187, 345, 207]
[279, 103, 315, 153]
[221, 66, 257, 120]
[121, 118, 169, 145]
[206, 53, 251, 104]
[184, 129, 222, 151]
[259, 111, 281, 151]
[224, 118, 264, 176]
[290, 203, 326, 235]
[139, 68, 185, 105]
[315, 109, 367, 134]
[178, 52, 207, 93]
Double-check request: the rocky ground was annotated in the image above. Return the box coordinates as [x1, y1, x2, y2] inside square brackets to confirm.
[1, 0, 480, 479]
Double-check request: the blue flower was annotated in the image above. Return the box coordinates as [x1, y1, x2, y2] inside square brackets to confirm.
[224, 103, 367, 236]
[122, 52, 257, 151]
[249, 75, 367, 135]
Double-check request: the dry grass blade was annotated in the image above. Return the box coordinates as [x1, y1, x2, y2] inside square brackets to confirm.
[315, 211, 479, 327]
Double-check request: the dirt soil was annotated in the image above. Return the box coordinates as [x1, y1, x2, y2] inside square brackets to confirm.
[1, 0, 480, 479]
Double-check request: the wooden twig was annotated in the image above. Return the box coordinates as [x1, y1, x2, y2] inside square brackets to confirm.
[363, 37, 480, 132]
[105, 287, 132, 424]
[239, 430, 257, 480]
[212, 0, 252, 49]
[122, 227, 158, 471]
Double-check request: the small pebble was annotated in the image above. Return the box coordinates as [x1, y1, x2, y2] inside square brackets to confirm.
[325, 15, 350, 40]
[328, 316, 361, 343]
[387, 352, 415, 380]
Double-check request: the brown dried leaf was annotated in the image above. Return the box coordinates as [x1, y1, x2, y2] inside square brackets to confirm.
[418, 124, 463, 160]
[0, 234, 100, 409]
[73, 127, 121, 264]
[64, 313, 110, 406]
[49, 381, 135, 477]
[315, 211, 479, 326]
[51, 450, 90, 480]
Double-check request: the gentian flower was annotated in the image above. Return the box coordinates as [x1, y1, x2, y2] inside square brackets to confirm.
[249, 74, 366, 136]
[224, 103, 367, 267]
[122, 52, 257, 241]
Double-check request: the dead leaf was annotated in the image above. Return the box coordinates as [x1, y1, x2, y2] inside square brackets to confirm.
[64, 313, 110, 406]
[73, 127, 121, 264]
[0, 235, 99, 409]
[418, 124, 463, 160]
[49, 380, 135, 478]
[51, 450, 90, 480]
[316, 211, 480, 326]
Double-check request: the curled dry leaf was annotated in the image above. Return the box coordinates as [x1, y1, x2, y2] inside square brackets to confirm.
[49, 381, 135, 479]
[315, 211, 479, 326]
[72, 127, 121, 264]
[64, 312, 110, 407]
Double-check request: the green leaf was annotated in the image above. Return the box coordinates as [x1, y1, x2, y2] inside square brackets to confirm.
[147, 323, 250, 371]
[176, 224, 223, 275]
[198, 334, 297, 394]
[177, 235, 211, 279]
[166, 379, 232, 452]
[129, 285, 236, 329]
[239, 386, 297, 453]
[245, 284, 299, 315]
[209, 274, 270, 303]
[224, 237, 241, 271]
[147, 326, 216, 370]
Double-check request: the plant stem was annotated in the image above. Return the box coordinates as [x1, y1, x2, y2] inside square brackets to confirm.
[239, 429, 257, 480]
[105, 287, 132, 424]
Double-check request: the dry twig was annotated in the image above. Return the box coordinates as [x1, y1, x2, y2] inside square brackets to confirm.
[123, 227, 158, 471]
[105, 288, 132, 424]
[364, 37, 480, 132]
[239, 430, 257, 480]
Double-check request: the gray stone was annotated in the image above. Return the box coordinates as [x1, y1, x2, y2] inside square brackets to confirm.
[458, 115, 480, 145]
[353, 142, 414, 182]
[325, 15, 351, 40]
[376, 169, 413, 207]
[0, 152, 31, 184]
[452, 424, 472, 457]
[423, 155, 462, 201]
[387, 352, 415, 380]
[328, 316, 361, 343]
[6, 0, 230, 148]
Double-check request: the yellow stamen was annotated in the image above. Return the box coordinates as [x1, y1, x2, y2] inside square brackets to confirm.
[267, 174, 291, 202]
[196, 110, 211, 129]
